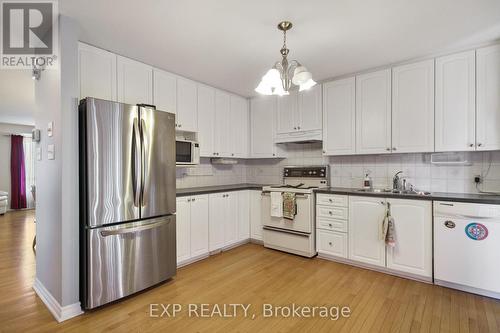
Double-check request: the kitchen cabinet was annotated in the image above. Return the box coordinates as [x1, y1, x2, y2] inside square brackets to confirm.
[153, 68, 177, 113]
[435, 51, 476, 152]
[322, 77, 356, 155]
[214, 90, 231, 157]
[477, 44, 500, 151]
[348, 196, 386, 267]
[117, 55, 153, 105]
[316, 194, 349, 259]
[386, 199, 432, 278]
[209, 192, 239, 251]
[238, 191, 251, 241]
[176, 77, 198, 132]
[78, 43, 117, 101]
[249, 96, 285, 158]
[250, 190, 263, 240]
[356, 69, 392, 154]
[275, 85, 322, 143]
[176, 195, 209, 265]
[392, 59, 434, 153]
[230, 95, 249, 158]
[197, 84, 216, 157]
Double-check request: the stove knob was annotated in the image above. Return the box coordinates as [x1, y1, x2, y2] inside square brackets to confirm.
[308, 171, 313, 175]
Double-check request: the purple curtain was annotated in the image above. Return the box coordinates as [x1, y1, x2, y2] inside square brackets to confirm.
[10, 135, 26, 209]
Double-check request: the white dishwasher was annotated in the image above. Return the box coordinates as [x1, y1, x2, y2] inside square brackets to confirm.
[434, 201, 500, 299]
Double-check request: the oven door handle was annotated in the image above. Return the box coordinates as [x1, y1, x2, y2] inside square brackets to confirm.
[261, 191, 309, 198]
[263, 226, 310, 237]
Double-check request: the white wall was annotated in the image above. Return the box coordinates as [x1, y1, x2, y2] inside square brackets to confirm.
[0, 123, 34, 207]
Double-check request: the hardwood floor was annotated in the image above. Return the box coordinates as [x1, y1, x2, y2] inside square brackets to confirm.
[1, 210, 500, 332]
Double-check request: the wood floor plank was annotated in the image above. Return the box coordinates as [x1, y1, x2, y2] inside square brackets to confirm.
[1, 210, 500, 333]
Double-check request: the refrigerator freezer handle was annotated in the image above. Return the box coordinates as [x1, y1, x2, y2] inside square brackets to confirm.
[132, 118, 142, 207]
[99, 218, 172, 237]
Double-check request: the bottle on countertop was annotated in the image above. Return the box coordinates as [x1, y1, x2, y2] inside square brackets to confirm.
[363, 172, 373, 190]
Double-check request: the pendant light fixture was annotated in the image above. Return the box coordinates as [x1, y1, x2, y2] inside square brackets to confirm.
[255, 21, 316, 96]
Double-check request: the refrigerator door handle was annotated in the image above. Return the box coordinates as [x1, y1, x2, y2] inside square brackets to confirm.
[140, 118, 148, 207]
[99, 218, 171, 237]
[132, 118, 142, 207]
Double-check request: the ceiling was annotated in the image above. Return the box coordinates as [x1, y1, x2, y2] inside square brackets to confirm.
[61, 0, 500, 97]
[0, 70, 35, 126]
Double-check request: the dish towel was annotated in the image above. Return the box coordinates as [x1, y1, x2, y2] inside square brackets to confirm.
[270, 192, 283, 218]
[282, 192, 297, 220]
[380, 203, 396, 247]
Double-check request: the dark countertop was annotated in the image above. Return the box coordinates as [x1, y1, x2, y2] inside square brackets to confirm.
[315, 187, 500, 205]
[176, 184, 265, 197]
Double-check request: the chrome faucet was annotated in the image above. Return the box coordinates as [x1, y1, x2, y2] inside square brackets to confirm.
[393, 171, 403, 191]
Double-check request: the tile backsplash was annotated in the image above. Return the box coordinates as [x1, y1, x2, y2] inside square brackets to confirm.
[177, 143, 500, 194]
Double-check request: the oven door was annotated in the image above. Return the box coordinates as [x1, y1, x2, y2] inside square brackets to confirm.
[261, 191, 312, 233]
[176, 140, 194, 165]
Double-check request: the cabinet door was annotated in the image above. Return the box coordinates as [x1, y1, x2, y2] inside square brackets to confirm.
[208, 193, 226, 251]
[298, 85, 322, 131]
[237, 191, 250, 241]
[435, 51, 476, 152]
[117, 55, 153, 105]
[356, 69, 392, 154]
[153, 69, 177, 114]
[250, 190, 263, 240]
[78, 43, 117, 101]
[348, 196, 386, 267]
[225, 192, 239, 246]
[190, 195, 209, 258]
[322, 77, 356, 155]
[176, 77, 198, 131]
[392, 60, 434, 153]
[386, 199, 432, 278]
[250, 96, 278, 158]
[176, 197, 191, 264]
[477, 44, 500, 151]
[230, 95, 249, 158]
[214, 90, 231, 157]
[276, 92, 298, 134]
[197, 84, 216, 157]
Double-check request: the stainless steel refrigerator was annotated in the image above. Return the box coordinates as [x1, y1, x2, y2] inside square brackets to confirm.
[79, 97, 176, 309]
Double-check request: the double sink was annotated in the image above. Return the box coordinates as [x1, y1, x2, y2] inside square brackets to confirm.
[355, 188, 432, 196]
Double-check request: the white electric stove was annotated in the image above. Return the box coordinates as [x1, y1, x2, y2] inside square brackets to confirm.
[261, 166, 329, 257]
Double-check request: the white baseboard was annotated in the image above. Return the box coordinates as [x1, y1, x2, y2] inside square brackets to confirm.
[33, 279, 83, 322]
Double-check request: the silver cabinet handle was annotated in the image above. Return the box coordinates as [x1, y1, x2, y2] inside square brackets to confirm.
[392, 147, 397, 151]
[297, 126, 301, 130]
[322, 150, 326, 154]
[328, 198, 333, 203]
[328, 242, 333, 246]
[178, 124, 182, 128]
[293, 127, 297, 130]
[386, 147, 391, 151]
[187, 198, 191, 202]
[478, 143, 483, 147]
[469, 143, 474, 147]
[100, 219, 170, 237]
[328, 223, 333, 227]
[328, 211, 333, 215]
[192, 198, 196, 202]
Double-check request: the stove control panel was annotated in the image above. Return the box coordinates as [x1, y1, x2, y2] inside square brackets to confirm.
[283, 166, 328, 178]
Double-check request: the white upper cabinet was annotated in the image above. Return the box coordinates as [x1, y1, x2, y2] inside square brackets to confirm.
[214, 90, 231, 157]
[153, 69, 177, 113]
[322, 77, 356, 156]
[176, 77, 198, 132]
[117, 55, 153, 105]
[392, 59, 435, 153]
[356, 69, 392, 154]
[230, 95, 249, 158]
[297, 84, 322, 132]
[197, 84, 216, 157]
[477, 44, 500, 151]
[435, 51, 476, 152]
[78, 43, 117, 101]
[250, 96, 284, 158]
[276, 92, 298, 134]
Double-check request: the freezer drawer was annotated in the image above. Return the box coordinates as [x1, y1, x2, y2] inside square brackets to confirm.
[85, 215, 176, 309]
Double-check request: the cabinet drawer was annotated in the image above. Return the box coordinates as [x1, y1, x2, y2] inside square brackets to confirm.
[316, 194, 348, 207]
[317, 218, 347, 233]
[317, 229, 347, 258]
[317, 206, 348, 220]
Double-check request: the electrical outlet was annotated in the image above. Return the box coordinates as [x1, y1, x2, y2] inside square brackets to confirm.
[474, 175, 482, 184]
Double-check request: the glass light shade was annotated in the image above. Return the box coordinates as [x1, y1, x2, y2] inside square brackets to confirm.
[292, 66, 312, 85]
[255, 80, 273, 95]
[262, 68, 282, 88]
[299, 78, 317, 91]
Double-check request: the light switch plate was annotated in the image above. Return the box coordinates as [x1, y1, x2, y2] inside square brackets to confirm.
[47, 144, 55, 160]
[36, 147, 42, 161]
[47, 122, 53, 137]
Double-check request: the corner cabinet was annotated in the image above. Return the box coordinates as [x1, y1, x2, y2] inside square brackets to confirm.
[322, 77, 356, 155]
[176, 77, 198, 132]
[197, 84, 216, 157]
[117, 55, 153, 105]
[249, 96, 285, 158]
[78, 43, 117, 101]
[391, 60, 435, 153]
[153, 68, 177, 114]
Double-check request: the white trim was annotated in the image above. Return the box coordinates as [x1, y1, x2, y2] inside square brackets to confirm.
[33, 279, 83, 322]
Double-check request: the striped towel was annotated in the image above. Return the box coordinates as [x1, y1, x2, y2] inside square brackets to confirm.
[380, 205, 396, 247]
[282, 192, 297, 220]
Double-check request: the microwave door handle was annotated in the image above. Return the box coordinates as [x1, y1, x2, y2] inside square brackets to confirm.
[132, 118, 141, 207]
[140, 118, 148, 207]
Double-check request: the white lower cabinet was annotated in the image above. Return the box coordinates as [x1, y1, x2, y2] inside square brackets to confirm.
[238, 191, 251, 241]
[317, 230, 348, 258]
[208, 191, 242, 251]
[385, 199, 432, 278]
[250, 190, 263, 240]
[316, 194, 349, 259]
[176, 195, 209, 265]
[348, 196, 387, 267]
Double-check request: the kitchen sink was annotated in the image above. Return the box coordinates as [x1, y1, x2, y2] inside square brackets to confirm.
[355, 188, 431, 196]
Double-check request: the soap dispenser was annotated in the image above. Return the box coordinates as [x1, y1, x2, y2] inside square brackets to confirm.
[363, 172, 373, 190]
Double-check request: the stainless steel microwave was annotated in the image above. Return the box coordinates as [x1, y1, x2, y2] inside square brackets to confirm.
[176, 139, 200, 165]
